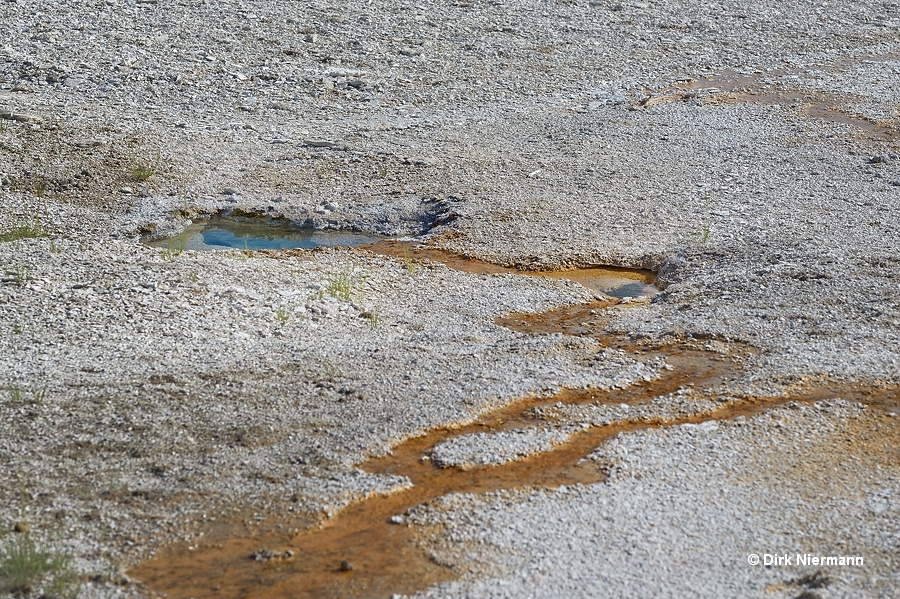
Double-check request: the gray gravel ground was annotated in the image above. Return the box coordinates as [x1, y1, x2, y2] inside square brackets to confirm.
[1, 0, 898, 597]
[406, 401, 899, 599]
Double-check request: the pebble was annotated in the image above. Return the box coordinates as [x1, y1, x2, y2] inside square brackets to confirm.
[0, 110, 43, 124]
[304, 139, 340, 148]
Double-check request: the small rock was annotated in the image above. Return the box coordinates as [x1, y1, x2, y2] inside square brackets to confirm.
[221, 187, 238, 195]
[0, 111, 43, 124]
[304, 139, 339, 148]
[250, 548, 294, 562]
[403, 156, 438, 167]
[339, 560, 353, 572]
[13, 522, 29, 533]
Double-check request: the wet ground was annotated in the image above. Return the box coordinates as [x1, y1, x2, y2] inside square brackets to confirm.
[643, 53, 900, 143]
[144, 217, 386, 252]
[367, 241, 660, 299]
[129, 289, 735, 598]
[128, 250, 898, 599]
[2, 2, 899, 598]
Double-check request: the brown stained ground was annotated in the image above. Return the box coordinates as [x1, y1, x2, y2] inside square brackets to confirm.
[130, 344, 743, 598]
[129, 250, 899, 599]
[739, 400, 900, 505]
[365, 240, 658, 297]
[636, 54, 900, 143]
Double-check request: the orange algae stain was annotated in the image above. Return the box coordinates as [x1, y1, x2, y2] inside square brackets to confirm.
[129, 249, 898, 599]
[129, 331, 744, 599]
[638, 63, 900, 142]
[365, 240, 660, 297]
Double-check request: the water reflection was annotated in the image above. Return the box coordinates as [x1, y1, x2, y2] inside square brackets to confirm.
[145, 218, 386, 252]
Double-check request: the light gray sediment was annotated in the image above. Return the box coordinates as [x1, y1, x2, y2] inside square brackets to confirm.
[405, 402, 899, 599]
[1, 0, 898, 597]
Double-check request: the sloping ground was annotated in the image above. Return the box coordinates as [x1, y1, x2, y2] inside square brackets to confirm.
[1, 1, 898, 598]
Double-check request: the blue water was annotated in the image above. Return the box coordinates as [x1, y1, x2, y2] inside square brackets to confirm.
[147, 218, 385, 251]
[604, 281, 657, 299]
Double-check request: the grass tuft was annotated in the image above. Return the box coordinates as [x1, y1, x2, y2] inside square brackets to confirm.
[131, 163, 155, 182]
[31, 387, 47, 404]
[0, 535, 78, 598]
[8, 385, 22, 403]
[160, 234, 186, 261]
[129, 151, 160, 182]
[6, 385, 46, 404]
[327, 271, 355, 302]
[691, 190, 711, 246]
[0, 220, 45, 243]
[403, 248, 416, 275]
[33, 179, 48, 198]
[360, 308, 381, 328]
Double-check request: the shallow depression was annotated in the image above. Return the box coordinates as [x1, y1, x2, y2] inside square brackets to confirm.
[144, 216, 387, 252]
[366, 240, 660, 299]
[146, 223, 659, 299]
